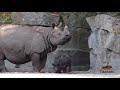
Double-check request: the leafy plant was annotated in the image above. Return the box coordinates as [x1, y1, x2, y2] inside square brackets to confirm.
[0, 12, 14, 24]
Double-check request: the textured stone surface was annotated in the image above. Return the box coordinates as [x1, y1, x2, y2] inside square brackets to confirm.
[87, 14, 120, 73]
[11, 12, 60, 26]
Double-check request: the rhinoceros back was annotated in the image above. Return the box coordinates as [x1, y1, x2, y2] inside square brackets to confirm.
[0, 25, 46, 64]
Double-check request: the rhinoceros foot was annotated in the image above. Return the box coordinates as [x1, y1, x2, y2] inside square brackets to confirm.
[15, 64, 20, 68]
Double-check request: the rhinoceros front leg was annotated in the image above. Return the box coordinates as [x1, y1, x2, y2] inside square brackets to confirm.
[0, 60, 7, 72]
[31, 53, 47, 72]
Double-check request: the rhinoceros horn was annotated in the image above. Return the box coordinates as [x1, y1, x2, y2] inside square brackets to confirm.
[58, 16, 65, 28]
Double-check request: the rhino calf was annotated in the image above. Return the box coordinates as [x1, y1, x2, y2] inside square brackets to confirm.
[52, 54, 71, 73]
[0, 16, 72, 72]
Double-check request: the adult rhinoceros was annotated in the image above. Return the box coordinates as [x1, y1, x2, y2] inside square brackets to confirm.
[0, 17, 72, 72]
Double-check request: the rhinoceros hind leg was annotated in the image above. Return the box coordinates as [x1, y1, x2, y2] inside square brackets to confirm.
[0, 60, 7, 72]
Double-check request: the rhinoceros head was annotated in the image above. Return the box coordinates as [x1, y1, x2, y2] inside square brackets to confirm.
[49, 16, 72, 45]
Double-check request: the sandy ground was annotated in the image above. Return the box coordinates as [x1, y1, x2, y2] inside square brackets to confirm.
[2, 60, 120, 78]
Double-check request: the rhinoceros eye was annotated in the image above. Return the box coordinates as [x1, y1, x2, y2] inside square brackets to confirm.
[57, 33, 61, 36]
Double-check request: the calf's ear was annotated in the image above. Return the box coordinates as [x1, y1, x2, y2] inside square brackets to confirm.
[52, 23, 55, 29]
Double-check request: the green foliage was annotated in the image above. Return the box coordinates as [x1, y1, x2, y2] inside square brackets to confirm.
[0, 12, 14, 24]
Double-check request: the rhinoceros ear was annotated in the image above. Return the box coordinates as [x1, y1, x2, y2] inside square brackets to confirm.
[52, 23, 56, 29]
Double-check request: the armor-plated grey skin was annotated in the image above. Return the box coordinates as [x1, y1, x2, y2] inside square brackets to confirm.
[52, 54, 71, 73]
[0, 18, 72, 72]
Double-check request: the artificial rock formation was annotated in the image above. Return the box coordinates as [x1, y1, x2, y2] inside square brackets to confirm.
[11, 12, 60, 26]
[86, 14, 120, 73]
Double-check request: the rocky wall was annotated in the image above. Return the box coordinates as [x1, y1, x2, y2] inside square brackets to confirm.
[86, 14, 120, 73]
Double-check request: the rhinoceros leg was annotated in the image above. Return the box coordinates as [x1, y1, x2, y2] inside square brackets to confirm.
[62, 66, 68, 73]
[0, 60, 7, 72]
[68, 61, 71, 72]
[0, 49, 7, 72]
[15, 64, 20, 68]
[31, 53, 47, 72]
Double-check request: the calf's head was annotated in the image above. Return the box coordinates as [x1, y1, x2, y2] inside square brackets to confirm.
[49, 16, 72, 45]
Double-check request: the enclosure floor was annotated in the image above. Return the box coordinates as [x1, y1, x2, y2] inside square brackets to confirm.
[2, 60, 120, 78]
[4, 60, 33, 72]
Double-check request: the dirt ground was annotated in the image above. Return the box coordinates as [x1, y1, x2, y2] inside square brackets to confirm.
[4, 60, 120, 78]
[4, 60, 115, 74]
[5, 60, 33, 72]
[5, 60, 88, 73]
